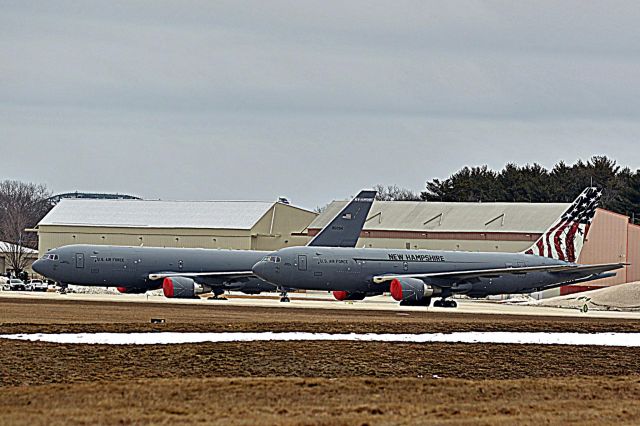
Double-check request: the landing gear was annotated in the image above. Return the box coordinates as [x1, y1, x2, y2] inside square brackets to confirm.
[400, 297, 432, 307]
[207, 289, 227, 301]
[58, 283, 68, 294]
[433, 299, 457, 308]
[278, 287, 290, 303]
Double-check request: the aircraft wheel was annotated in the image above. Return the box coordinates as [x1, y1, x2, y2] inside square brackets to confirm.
[280, 297, 291, 303]
[433, 300, 443, 308]
[446, 300, 458, 308]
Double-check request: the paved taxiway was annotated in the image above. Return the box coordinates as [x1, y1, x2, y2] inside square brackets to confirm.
[2, 289, 639, 319]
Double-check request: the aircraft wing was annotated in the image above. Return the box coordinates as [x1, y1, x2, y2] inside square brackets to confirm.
[551, 263, 629, 275]
[148, 271, 254, 281]
[372, 263, 627, 284]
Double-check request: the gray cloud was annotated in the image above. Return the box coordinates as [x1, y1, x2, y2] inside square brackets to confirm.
[1, 1, 639, 208]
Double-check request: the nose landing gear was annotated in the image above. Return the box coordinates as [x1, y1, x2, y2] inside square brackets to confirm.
[278, 287, 290, 303]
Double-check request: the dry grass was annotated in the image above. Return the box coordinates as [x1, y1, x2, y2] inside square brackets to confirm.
[2, 377, 640, 425]
[2, 297, 640, 425]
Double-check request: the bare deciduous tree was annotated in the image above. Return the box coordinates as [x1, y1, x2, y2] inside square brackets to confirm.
[373, 184, 421, 201]
[0, 180, 53, 273]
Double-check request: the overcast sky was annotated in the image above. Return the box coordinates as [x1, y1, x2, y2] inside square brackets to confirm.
[2, 1, 639, 209]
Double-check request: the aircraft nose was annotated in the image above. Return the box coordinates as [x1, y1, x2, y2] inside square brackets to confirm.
[252, 261, 271, 282]
[32, 259, 46, 275]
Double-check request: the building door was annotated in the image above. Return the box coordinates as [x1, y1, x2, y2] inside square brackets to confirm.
[75, 253, 85, 269]
[298, 255, 307, 271]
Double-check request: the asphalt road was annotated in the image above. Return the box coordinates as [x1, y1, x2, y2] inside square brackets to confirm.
[2, 289, 640, 319]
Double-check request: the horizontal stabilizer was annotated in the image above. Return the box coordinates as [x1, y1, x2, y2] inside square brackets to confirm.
[551, 263, 629, 275]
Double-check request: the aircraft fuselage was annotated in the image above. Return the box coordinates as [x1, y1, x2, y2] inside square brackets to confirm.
[33, 244, 275, 294]
[252, 246, 605, 298]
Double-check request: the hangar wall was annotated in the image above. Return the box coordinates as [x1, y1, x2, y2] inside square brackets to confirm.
[351, 233, 536, 252]
[627, 224, 640, 283]
[37, 200, 317, 256]
[251, 203, 319, 251]
[578, 210, 630, 286]
[310, 201, 639, 288]
[39, 226, 255, 253]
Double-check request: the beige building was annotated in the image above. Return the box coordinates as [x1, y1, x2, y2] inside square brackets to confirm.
[309, 200, 639, 290]
[0, 242, 38, 275]
[36, 199, 318, 255]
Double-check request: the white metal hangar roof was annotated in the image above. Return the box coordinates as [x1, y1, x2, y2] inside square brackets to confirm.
[38, 199, 298, 230]
[0, 242, 38, 255]
[310, 200, 572, 234]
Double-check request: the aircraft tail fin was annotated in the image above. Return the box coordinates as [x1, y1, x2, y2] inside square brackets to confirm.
[522, 187, 602, 262]
[307, 190, 376, 248]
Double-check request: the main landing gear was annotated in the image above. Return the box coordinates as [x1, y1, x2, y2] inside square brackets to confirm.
[433, 298, 457, 308]
[207, 289, 228, 301]
[278, 287, 290, 303]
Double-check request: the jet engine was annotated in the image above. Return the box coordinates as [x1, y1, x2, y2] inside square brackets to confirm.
[389, 277, 438, 305]
[333, 290, 367, 301]
[162, 277, 206, 298]
[333, 290, 383, 301]
[116, 287, 148, 294]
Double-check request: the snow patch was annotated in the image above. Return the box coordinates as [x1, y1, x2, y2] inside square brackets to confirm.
[1, 332, 640, 346]
[533, 282, 640, 311]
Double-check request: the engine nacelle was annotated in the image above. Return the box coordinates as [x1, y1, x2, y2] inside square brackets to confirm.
[116, 287, 148, 294]
[390, 278, 436, 303]
[333, 291, 366, 301]
[162, 277, 205, 299]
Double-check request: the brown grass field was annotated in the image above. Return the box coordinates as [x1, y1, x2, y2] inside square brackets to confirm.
[1, 297, 639, 425]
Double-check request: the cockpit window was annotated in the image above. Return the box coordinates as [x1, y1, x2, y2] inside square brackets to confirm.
[42, 254, 59, 261]
[262, 256, 281, 263]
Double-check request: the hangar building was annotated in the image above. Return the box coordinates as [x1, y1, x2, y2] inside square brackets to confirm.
[35, 196, 638, 295]
[36, 199, 317, 255]
[309, 200, 640, 291]
[0, 242, 38, 276]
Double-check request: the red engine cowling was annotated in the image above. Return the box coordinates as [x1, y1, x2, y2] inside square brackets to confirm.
[390, 277, 435, 303]
[163, 277, 205, 298]
[116, 287, 148, 294]
[333, 291, 369, 301]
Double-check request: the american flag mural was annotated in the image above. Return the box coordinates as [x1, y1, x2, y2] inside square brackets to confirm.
[523, 187, 602, 263]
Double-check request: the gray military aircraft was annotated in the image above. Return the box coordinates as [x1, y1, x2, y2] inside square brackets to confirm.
[31, 190, 377, 301]
[252, 187, 626, 307]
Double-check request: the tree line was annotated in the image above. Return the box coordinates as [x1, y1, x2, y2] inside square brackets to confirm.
[0, 181, 53, 273]
[375, 156, 640, 222]
[2, 156, 639, 272]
